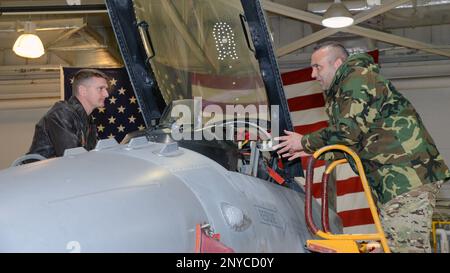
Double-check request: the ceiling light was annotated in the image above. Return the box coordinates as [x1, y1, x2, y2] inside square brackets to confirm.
[322, 0, 354, 28]
[13, 22, 45, 59]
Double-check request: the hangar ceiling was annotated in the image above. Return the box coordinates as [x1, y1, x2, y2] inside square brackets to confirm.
[0, 0, 449, 77]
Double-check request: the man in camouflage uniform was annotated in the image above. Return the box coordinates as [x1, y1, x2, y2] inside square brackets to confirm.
[274, 41, 450, 252]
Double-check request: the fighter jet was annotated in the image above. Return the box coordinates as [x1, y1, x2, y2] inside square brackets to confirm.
[0, 0, 342, 252]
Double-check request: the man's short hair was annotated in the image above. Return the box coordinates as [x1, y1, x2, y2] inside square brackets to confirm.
[313, 41, 349, 61]
[72, 69, 110, 95]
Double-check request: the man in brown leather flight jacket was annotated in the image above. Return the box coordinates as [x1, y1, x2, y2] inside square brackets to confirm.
[28, 69, 110, 159]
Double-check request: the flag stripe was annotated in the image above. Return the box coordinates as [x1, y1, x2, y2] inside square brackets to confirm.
[290, 108, 328, 126]
[294, 121, 329, 135]
[284, 81, 321, 99]
[192, 73, 264, 90]
[336, 176, 365, 196]
[310, 177, 367, 199]
[337, 192, 370, 211]
[199, 99, 268, 110]
[288, 93, 325, 112]
[192, 85, 267, 102]
[336, 163, 358, 180]
[338, 208, 374, 227]
[311, 183, 325, 199]
[282, 67, 313, 85]
[343, 223, 377, 234]
[301, 157, 326, 170]
[294, 166, 327, 186]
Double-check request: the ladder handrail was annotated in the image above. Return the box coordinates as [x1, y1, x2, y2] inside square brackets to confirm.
[321, 159, 347, 233]
[304, 144, 391, 253]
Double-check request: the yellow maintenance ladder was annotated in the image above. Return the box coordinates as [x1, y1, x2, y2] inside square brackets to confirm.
[304, 145, 390, 253]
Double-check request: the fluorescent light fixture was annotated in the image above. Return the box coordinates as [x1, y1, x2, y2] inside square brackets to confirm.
[322, 1, 354, 28]
[13, 22, 45, 58]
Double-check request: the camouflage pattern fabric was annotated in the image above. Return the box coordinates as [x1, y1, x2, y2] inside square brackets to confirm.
[380, 181, 443, 253]
[301, 53, 450, 204]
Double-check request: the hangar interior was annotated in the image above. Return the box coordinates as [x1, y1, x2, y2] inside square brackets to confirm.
[0, 0, 449, 252]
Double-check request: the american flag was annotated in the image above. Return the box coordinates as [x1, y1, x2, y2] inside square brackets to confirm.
[153, 62, 268, 108]
[62, 67, 146, 143]
[152, 62, 271, 130]
[281, 50, 380, 234]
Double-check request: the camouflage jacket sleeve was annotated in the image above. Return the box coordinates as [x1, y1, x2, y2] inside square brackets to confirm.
[301, 68, 384, 155]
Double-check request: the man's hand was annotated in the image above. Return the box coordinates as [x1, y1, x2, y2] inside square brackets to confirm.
[273, 130, 308, 160]
[282, 150, 310, 161]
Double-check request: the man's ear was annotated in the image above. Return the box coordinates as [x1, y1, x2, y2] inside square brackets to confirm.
[78, 85, 87, 97]
[334, 58, 343, 69]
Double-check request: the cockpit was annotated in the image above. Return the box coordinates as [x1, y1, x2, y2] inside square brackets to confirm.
[110, 0, 303, 185]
